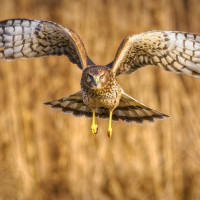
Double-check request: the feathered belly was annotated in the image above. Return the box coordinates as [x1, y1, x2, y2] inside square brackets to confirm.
[82, 89, 121, 110]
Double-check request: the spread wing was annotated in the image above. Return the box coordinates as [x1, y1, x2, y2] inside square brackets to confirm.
[0, 18, 94, 69]
[111, 31, 200, 77]
[44, 91, 93, 117]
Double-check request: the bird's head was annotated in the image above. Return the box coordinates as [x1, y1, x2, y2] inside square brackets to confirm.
[81, 66, 112, 89]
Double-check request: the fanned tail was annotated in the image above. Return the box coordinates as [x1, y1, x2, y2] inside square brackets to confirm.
[44, 91, 169, 124]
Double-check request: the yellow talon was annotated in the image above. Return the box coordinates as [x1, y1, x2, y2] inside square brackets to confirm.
[107, 127, 112, 137]
[107, 111, 113, 137]
[91, 110, 98, 135]
[91, 123, 98, 135]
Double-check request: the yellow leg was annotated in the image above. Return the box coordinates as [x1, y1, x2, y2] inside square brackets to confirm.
[107, 111, 113, 137]
[91, 110, 98, 135]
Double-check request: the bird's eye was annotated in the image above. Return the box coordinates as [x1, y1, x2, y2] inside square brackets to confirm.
[100, 74, 104, 80]
[88, 74, 93, 79]
[99, 72, 105, 80]
[86, 74, 94, 83]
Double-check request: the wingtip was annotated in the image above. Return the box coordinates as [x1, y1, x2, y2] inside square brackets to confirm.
[155, 113, 170, 121]
[163, 113, 170, 118]
[43, 101, 51, 106]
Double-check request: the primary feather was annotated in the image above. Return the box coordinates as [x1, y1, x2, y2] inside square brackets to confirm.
[0, 18, 94, 69]
[44, 91, 169, 124]
[111, 31, 200, 77]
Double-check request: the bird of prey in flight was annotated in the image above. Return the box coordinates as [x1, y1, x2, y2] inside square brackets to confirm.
[1, 18, 200, 137]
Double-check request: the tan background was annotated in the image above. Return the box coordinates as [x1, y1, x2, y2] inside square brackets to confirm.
[0, 0, 200, 199]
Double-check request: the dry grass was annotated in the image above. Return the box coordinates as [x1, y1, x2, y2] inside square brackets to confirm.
[0, 0, 200, 199]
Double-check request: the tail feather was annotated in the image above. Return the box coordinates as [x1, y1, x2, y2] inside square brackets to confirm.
[44, 91, 169, 124]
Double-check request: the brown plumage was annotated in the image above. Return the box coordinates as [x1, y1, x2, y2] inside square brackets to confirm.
[1, 18, 200, 137]
[81, 66, 121, 110]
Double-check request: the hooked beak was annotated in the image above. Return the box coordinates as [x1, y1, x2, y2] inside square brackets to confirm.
[93, 77, 100, 87]
[95, 78, 99, 85]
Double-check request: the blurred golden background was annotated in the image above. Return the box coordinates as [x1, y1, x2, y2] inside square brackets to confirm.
[0, 0, 200, 199]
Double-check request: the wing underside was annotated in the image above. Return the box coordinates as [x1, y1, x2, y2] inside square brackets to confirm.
[111, 31, 200, 77]
[0, 18, 94, 69]
[44, 91, 169, 124]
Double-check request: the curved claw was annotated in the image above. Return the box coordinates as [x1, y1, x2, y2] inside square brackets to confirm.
[107, 111, 113, 137]
[91, 110, 98, 135]
[91, 124, 98, 135]
[107, 127, 112, 137]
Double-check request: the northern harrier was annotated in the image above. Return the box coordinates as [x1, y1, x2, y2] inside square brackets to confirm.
[1, 19, 200, 137]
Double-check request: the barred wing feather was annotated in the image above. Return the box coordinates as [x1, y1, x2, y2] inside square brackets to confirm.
[44, 91, 169, 124]
[112, 31, 200, 77]
[0, 18, 94, 69]
[44, 91, 93, 118]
